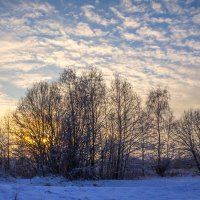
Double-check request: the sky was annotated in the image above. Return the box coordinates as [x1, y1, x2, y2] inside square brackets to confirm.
[0, 0, 200, 117]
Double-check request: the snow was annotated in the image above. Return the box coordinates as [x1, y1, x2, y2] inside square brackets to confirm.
[0, 176, 200, 200]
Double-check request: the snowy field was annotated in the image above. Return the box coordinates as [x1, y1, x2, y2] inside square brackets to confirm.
[0, 176, 200, 200]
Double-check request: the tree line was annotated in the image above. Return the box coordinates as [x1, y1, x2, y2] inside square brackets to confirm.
[0, 68, 199, 179]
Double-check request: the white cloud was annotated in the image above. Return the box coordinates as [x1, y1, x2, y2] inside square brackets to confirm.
[16, 1, 56, 17]
[165, 1, 184, 14]
[150, 17, 172, 24]
[120, 0, 146, 13]
[152, 2, 162, 12]
[137, 26, 164, 40]
[74, 23, 95, 37]
[11, 74, 52, 88]
[72, 22, 107, 37]
[81, 5, 116, 26]
[192, 13, 200, 24]
[110, 7, 124, 19]
[0, 91, 17, 116]
[177, 40, 200, 51]
[123, 17, 140, 28]
[122, 32, 141, 41]
[110, 8, 140, 29]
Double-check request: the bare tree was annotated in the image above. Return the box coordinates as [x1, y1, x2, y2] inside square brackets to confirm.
[59, 68, 85, 176]
[175, 109, 200, 172]
[13, 81, 62, 175]
[60, 68, 106, 178]
[78, 68, 106, 177]
[0, 125, 7, 171]
[107, 75, 141, 178]
[138, 109, 153, 176]
[0, 114, 14, 172]
[146, 88, 174, 176]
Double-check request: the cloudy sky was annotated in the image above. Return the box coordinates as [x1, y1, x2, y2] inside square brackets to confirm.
[0, 0, 200, 117]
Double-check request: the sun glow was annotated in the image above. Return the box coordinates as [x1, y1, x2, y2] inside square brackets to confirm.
[42, 138, 47, 143]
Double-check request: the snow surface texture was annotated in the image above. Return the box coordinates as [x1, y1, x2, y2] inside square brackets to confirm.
[0, 176, 200, 200]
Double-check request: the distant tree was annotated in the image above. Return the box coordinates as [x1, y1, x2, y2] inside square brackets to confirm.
[146, 88, 174, 176]
[13, 82, 62, 175]
[0, 114, 13, 172]
[0, 126, 7, 171]
[107, 75, 141, 179]
[175, 109, 200, 172]
[60, 68, 106, 178]
[59, 68, 80, 175]
[138, 109, 152, 176]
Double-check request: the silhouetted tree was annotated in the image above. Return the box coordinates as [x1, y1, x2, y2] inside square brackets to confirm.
[175, 109, 200, 172]
[146, 88, 174, 176]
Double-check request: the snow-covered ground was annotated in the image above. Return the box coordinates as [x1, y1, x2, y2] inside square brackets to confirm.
[0, 176, 200, 200]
